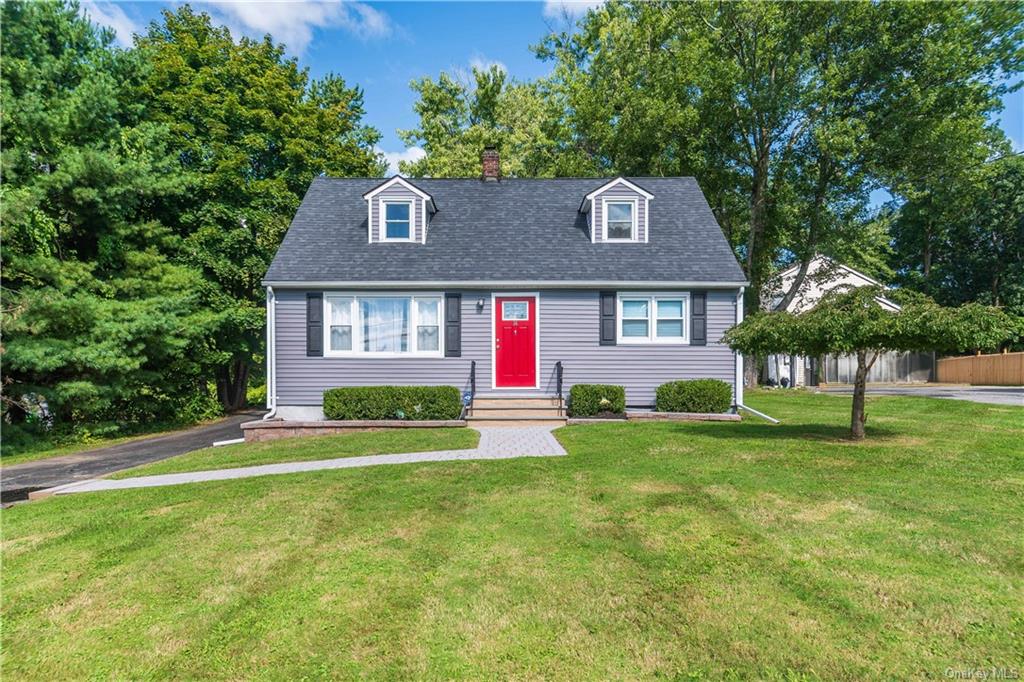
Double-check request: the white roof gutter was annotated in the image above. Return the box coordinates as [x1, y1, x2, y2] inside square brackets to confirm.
[262, 280, 750, 289]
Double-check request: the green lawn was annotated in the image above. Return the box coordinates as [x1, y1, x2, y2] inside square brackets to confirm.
[2, 391, 1021, 679]
[109, 427, 479, 478]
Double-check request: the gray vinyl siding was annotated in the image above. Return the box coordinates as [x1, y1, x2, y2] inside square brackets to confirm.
[369, 185, 426, 242]
[591, 186, 648, 243]
[273, 289, 739, 408]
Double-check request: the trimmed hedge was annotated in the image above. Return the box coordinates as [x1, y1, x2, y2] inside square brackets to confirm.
[655, 379, 732, 414]
[323, 385, 462, 421]
[569, 384, 626, 417]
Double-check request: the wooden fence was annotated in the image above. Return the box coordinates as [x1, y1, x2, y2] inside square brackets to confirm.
[936, 352, 1024, 386]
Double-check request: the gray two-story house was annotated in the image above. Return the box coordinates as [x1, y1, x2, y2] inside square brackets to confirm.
[262, 149, 748, 421]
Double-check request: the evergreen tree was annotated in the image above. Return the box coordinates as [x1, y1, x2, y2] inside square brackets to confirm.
[1, 0, 214, 438]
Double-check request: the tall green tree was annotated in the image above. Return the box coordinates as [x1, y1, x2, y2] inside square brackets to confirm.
[135, 7, 385, 409]
[399, 65, 586, 177]
[1, 0, 213, 436]
[538, 1, 1023, 316]
[891, 154, 1024, 316]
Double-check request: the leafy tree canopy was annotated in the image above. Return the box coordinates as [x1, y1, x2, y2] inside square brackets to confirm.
[1, 0, 214, 438]
[135, 6, 385, 409]
[724, 287, 1019, 437]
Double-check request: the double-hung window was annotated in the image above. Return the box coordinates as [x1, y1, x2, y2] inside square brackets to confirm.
[325, 294, 442, 356]
[604, 198, 637, 241]
[383, 201, 412, 240]
[617, 293, 688, 344]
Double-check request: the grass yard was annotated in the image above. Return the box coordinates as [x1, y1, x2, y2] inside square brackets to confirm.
[109, 428, 479, 478]
[2, 391, 1021, 679]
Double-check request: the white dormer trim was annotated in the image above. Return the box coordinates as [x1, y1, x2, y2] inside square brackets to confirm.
[362, 175, 433, 203]
[581, 177, 654, 211]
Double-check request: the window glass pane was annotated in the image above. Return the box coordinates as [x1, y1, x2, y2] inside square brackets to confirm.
[657, 300, 683, 318]
[622, 320, 649, 337]
[607, 223, 632, 239]
[417, 326, 439, 351]
[361, 297, 409, 352]
[417, 299, 439, 325]
[607, 202, 632, 222]
[502, 301, 529, 320]
[385, 203, 410, 221]
[328, 298, 352, 325]
[656, 320, 684, 338]
[330, 326, 352, 351]
[622, 300, 649, 318]
[385, 203, 410, 239]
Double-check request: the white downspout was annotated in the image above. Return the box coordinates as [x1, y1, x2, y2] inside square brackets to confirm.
[734, 286, 744, 410]
[262, 286, 278, 420]
[732, 285, 781, 424]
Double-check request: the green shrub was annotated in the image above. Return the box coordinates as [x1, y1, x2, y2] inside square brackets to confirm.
[569, 384, 626, 417]
[323, 385, 462, 421]
[246, 383, 267, 407]
[655, 379, 732, 413]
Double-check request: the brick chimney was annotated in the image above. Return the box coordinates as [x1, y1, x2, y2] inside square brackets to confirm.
[481, 146, 500, 181]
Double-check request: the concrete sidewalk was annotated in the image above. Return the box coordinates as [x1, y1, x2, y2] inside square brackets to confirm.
[33, 426, 567, 498]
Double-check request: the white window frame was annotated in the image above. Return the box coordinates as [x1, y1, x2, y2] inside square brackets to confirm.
[380, 199, 414, 242]
[616, 292, 690, 344]
[323, 293, 444, 358]
[602, 197, 639, 242]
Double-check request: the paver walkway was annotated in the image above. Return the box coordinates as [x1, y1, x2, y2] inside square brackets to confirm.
[36, 426, 566, 497]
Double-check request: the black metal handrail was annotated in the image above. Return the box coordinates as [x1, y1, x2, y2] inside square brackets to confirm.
[555, 361, 563, 415]
[470, 360, 476, 397]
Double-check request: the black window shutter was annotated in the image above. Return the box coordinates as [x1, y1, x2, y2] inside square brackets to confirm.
[599, 291, 616, 346]
[306, 292, 323, 357]
[691, 290, 707, 346]
[445, 293, 462, 357]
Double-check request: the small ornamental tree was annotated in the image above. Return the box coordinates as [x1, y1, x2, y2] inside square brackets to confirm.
[723, 286, 1018, 439]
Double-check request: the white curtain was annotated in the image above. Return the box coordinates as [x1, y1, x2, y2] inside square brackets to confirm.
[361, 298, 409, 352]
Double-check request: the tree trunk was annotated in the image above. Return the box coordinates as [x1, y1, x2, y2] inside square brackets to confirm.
[216, 359, 250, 412]
[850, 350, 869, 439]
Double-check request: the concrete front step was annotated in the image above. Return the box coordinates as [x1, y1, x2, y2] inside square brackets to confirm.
[471, 407, 563, 418]
[472, 397, 561, 408]
[467, 415, 567, 427]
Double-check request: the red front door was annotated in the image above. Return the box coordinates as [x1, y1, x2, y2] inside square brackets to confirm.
[495, 296, 537, 388]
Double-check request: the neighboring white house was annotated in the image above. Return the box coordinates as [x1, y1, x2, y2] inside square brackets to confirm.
[764, 255, 934, 386]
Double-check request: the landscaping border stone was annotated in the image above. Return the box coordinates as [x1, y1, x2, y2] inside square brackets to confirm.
[241, 419, 467, 443]
[565, 412, 740, 425]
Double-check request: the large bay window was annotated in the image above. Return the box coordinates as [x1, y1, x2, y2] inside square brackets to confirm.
[325, 294, 442, 356]
[617, 293, 689, 344]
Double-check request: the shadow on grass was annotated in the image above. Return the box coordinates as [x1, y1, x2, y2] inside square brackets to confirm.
[663, 420, 902, 443]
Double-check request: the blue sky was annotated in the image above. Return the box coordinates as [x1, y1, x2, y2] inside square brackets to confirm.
[83, 1, 1021, 175]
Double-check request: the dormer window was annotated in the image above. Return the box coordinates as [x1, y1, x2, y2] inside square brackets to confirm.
[604, 199, 637, 241]
[384, 201, 412, 240]
[362, 176, 436, 244]
[581, 177, 653, 244]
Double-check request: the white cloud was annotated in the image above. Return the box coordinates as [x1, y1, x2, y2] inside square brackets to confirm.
[377, 146, 425, 175]
[207, 0, 393, 55]
[469, 54, 507, 75]
[79, 1, 141, 47]
[542, 0, 605, 20]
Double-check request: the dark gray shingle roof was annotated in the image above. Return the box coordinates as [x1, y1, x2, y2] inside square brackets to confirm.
[264, 177, 747, 285]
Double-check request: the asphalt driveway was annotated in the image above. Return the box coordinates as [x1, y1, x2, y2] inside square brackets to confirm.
[1, 411, 264, 503]
[818, 384, 1023, 407]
